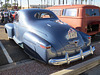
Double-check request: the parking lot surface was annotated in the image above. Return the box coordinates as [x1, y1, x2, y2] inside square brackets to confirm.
[81, 65, 100, 75]
[0, 24, 100, 75]
[0, 25, 30, 66]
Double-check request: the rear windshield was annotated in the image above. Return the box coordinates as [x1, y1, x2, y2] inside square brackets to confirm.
[86, 9, 100, 16]
[34, 12, 54, 19]
[62, 8, 77, 17]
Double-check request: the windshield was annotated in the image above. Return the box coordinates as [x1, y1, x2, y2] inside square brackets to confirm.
[86, 9, 100, 16]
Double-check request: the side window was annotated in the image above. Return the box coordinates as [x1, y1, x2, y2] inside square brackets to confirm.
[62, 8, 77, 17]
[86, 9, 100, 16]
[51, 9, 61, 16]
[15, 14, 19, 22]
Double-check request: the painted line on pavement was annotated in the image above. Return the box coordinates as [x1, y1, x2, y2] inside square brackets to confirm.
[0, 41, 13, 64]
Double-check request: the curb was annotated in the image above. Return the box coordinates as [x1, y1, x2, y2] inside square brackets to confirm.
[51, 56, 100, 75]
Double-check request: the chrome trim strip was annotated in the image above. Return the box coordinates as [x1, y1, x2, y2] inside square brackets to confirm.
[48, 46, 95, 65]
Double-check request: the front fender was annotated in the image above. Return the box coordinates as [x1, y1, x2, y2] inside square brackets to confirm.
[23, 32, 51, 62]
[5, 23, 14, 39]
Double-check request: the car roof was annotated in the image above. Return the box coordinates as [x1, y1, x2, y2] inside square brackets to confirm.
[18, 8, 58, 20]
[19, 8, 50, 12]
[47, 5, 99, 9]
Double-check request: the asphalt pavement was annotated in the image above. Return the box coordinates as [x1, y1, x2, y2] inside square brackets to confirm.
[80, 65, 100, 75]
[0, 24, 30, 66]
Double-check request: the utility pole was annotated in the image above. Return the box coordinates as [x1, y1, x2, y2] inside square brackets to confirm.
[66, 0, 67, 5]
[63, 0, 64, 5]
[58, 0, 60, 5]
[17, 0, 18, 7]
[51, 0, 52, 6]
[40, 0, 42, 8]
[53, 0, 55, 5]
[20, 0, 21, 9]
[75, 0, 77, 4]
[27, 0, 29, 9]
[81, 0, 82, 4]
[11, 0, 12, 7]
[5, 0, 7, 10]
[47, 0, 48, 7]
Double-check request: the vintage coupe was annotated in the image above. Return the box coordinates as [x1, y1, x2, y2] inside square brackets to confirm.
[5, 9, 95, 65]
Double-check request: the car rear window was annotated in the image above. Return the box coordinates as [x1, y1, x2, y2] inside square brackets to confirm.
[86, 9, 100, 16]
[34, 12, 54, 19]
[62, 8, 77, 17]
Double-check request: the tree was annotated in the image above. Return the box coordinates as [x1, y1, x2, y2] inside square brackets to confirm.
[14, 0, 17, 6]
[13, 0, 18, 6]
[6, 0, 11, 7]
[81, 0, 84, 4]
[6, 0, 9, 3]
[12, 3, 17, 6]
[20, 0, 21, 8]
[0, 1, 3, 8]
[17, 0, 18, 7]
[2, 3, 11, 8]
[5, 0, 9, 9]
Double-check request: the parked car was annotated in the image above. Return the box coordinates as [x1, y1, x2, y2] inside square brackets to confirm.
[46, 5, 100, 35]
[5, 9, 95, 65]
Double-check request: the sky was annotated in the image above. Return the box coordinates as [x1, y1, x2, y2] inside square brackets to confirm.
[1, 0, 100, 7]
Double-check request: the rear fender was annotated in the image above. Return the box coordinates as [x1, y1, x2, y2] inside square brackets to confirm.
[23, 32, 51, 62]
[5, 23, 14, 39]
[78, 31, 91, 45]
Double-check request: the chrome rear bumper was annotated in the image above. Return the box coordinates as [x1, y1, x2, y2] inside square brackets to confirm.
[48, 46, 95, 65]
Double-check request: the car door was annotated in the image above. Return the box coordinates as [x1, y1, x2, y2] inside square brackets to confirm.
[13, 13, 27, 42]
[13, 13, 21, 41]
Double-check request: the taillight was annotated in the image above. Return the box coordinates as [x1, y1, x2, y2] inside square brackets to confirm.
[88, 37, 91, 39]
[87, 36, 91, 46]
[40, 45, 51, 49]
